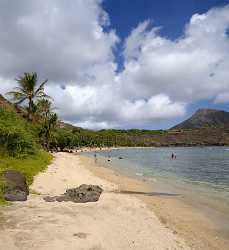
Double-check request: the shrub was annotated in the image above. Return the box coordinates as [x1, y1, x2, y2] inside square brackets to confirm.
[0, 107, 37, 157]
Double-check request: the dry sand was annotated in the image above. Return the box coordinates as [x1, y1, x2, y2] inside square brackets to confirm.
[0, 152, 190, 250]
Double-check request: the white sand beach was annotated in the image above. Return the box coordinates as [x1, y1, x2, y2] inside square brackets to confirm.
[0, 153, 190, 250]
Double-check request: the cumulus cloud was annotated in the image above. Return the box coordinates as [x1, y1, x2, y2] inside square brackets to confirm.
[0, 0, 118, 83]
[47, 83, 185, 129]
[0, 1, 228, 129]
[121, 5, 229, 103]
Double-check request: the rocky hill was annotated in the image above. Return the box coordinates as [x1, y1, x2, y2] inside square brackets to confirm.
[172, 109, 229, 130]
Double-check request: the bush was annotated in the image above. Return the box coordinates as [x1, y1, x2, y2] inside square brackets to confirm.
[0, 107, 37, 157]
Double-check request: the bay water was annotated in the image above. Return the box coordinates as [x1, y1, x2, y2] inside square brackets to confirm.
[83, 147, 229, 233]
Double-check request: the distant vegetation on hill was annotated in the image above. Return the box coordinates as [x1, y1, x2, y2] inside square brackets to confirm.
[1, 85, 229, 155]
[172, 109, 229, 130]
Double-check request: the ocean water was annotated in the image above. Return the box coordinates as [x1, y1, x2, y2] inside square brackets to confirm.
[83, 147, 229, 235]
[89, 147, 229, 191]
[84, 147, 229, 208]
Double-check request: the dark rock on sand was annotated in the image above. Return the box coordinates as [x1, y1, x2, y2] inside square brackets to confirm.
[43, 184, 103, 203]
[43, 196, 57, 202]
[4, 190, 28, 201]
[2, 170, 29, 201]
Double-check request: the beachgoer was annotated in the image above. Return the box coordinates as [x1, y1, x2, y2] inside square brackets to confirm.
[94, 153, 97, 163]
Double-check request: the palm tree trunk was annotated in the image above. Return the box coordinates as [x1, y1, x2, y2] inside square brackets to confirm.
[28, 97, 32, 121]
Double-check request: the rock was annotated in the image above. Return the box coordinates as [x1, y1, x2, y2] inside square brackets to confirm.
[2, 170, 29, 201]
[43, 196, 57, 202]
[4, 190, 27, 201]
[65, 184, 103, 202]
[43, 184, 103, 203]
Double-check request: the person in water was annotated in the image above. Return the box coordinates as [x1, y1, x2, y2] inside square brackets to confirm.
[171, 153, 176, 159]
[94, 152, 97, 163]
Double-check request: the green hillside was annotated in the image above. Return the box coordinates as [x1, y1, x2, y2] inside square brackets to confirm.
[172, 109, 229, 130]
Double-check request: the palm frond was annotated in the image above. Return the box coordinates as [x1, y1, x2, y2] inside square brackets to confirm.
[35, 79, 48, 96]
[15, 96, 27, 105]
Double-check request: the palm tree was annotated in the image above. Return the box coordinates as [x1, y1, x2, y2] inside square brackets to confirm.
[6, 72, 50, 121]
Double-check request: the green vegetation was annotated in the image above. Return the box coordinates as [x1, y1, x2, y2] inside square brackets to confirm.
[0, 106, 37, 157]
[52, 125, 229, 148]
[172, 108, 229, 130]
[0, 104, 53, 204]
[0, 151, 52, 204]
[0, 72, 55, 204]
[6, 72, 50, 121]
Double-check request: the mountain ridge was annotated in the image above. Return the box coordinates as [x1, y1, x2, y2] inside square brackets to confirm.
[172, 108, 229, 130]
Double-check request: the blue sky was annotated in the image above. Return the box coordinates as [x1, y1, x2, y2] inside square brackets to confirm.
[104, 0, 229, 39]
[0, 0, 229, 129]
[103, 0, 229, 69]
[103, 0, 229, 129]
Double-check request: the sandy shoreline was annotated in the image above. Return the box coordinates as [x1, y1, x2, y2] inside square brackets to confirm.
[80, 154, 229, 250]
[0, 152, 190, 250]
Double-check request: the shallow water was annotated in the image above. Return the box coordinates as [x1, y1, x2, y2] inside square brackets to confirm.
[90, 147, 229, 192]
[83, 147, 229, 232]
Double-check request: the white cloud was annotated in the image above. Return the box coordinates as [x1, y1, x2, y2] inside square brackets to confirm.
[121, 5, 229, 103]
[0, 0, 118, 83]
[0, 1, 229, 129]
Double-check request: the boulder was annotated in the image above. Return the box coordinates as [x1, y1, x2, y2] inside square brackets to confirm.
[2, 170, 29, 201]
[4, 190, 28, 201]
[44, 184, 103, 203]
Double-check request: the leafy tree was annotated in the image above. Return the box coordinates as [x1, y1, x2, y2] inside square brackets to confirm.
[6, 72, 50, 121]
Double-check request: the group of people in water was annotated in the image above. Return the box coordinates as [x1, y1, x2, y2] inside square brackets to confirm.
[171, 153, 177, 159]
[94, 151, 177, 163]
[94, 152, 111, 163]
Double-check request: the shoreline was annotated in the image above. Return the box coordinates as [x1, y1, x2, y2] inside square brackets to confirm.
[79, 153, 229, 250]
[73, 145, 229, 154]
